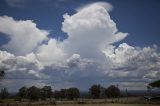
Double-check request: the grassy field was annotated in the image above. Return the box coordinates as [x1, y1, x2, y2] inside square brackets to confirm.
[0, 103, 159, 106]
[58, 104, 160, 106]
[0, 97, 159, 106]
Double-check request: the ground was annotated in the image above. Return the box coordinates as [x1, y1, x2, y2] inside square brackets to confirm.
[0, 97, 159, 106]
[59, 104, 160, 106]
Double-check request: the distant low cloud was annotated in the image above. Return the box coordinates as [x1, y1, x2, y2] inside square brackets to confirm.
[103, 43, 160, 80]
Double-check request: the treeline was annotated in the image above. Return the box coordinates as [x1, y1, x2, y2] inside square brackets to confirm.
[17, 86, 52, 101]
[54, 88, 80, 100]
[0, 84, 120, 101]
[18, 86, 80, 101]
[89, 85, 120, 98]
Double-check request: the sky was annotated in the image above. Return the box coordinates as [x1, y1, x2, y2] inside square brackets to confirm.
[0, 0, 160, 92]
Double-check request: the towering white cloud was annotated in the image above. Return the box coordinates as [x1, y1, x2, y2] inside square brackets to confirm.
[62, 2, 127, 59]
[0, 16, 49, 55]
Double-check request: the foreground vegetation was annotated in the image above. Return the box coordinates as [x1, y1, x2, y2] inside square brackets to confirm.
[0, 97, 160, 106]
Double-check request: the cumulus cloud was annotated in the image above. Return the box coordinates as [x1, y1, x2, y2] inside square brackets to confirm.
[62, 2, 127, 59]
[0, 50, 14, 61]
[0, 2, 159, 91]
[36, 39, 66, 66]
[66, 54, 96, 71]
[103, 43, 138, 64]
[103, 43, 160, 81]
[0, 50, 45, 80]
[0, 16, 49, 55]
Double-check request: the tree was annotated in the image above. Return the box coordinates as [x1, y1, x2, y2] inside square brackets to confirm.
[60, 89, 67, 99]
[105, 85, 120, 98]
[0, 69, 5, 80]
[149, 80, 160, 88]
[40, 86, 52, 100]
[89, 84, 101, 98]
[54, 90, 61, 99]
[0, 88, 9, 99]
[66, 88, 80, 100]
[53, 88, 80, 100]
[27, 86, 41, 101]
[18, 86, 28, 99]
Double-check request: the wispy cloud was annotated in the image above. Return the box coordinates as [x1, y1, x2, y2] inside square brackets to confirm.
[5, 0, 27, 7]
[5, 0, 71, 8]
[76, 1, 113, 12]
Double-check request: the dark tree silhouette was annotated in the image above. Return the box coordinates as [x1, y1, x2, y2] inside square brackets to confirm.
[54, 88, 80, 100]
[0, 69, 5, 80]
[54, 90, 61, 99]
[18, 86, 28, 99]
[40, 86, 52, 100]
[0, 88, 9, 99]
[27, 86, 41, 101]
[89, 84, 101, 98]
[149, 80, 160, 88]
[60, 89, 67, 99]
[66, 88, 80, 100]
[105, 85, 120, 98]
